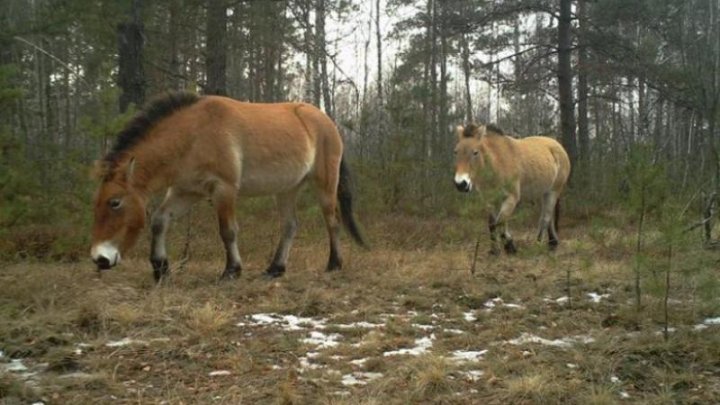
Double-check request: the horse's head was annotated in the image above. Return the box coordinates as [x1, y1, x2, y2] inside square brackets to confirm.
[90, 157, 146, 270]
[453, 124, 486, 193]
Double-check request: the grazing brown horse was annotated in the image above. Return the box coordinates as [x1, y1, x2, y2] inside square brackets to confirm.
[90, 92, 366, 282]
[453, 124, 571, 254]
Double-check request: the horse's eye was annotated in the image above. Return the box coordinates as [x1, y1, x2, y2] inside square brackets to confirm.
[109, 198, 123, 210]
[473, 150, 479, 156]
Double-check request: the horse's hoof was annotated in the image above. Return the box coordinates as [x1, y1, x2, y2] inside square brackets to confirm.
[263, 264, 286, 279]
[489, 247, 501, 256]
[326, 265, 342, 273]
[548, 239, 559, 251]
[504, 240, 518, 254]
[151, 258, 170, 283]
[220, 268, 240, 281]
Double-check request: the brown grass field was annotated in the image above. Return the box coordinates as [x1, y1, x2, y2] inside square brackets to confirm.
[1, 196, 720, 404]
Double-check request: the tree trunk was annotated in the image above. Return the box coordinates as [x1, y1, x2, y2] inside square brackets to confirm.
[461, 33, 473, 123]
[577, 0, 590, 162]
[206, 0, 227, 95]
[315, 0, 332, 117]
[302, 2, 314, 103]
[375, 0, 383, 107]
[117, 0, 145, 113]
[558, 0, 578, 168]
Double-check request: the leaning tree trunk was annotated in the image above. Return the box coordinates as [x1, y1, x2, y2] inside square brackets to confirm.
[205, 0, 227, 95]
[558, 0, 578, 169]
[117, 0, 145, 113]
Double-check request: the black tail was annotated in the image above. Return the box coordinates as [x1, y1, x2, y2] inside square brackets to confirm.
[338, 157, 368, 248]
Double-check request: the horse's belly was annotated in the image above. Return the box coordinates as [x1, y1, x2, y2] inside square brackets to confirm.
[238, 161, 312, 196]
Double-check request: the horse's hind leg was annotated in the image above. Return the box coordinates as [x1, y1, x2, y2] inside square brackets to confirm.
[213, 185, 243, 280]
[314, 168, 343, 272]
[537, 192, 559, 249]
[150, 188, 199, 282]
[264, 187, 301, 278]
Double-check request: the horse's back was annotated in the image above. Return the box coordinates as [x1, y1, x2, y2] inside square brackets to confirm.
[183, 97, 341, 196]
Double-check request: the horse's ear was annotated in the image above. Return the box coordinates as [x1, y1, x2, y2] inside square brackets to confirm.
[475, 125, 487, 139]
[91, 160, 111, 181]
[125, 157, 136, 183]
[456, 125, 465, 141]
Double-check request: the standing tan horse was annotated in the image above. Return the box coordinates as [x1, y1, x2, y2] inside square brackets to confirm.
[90, 92, 366, 282]
[453, 124, 571, 254]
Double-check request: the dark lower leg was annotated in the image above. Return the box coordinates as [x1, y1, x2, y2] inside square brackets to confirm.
[501, 234, 517, 254]
[150, 212, 170, 283]
[326, 233, 342, 271]
[488, 213, 500, 255]
[220, 225, 241, 279]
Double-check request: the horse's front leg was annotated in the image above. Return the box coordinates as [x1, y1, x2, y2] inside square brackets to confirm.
[214, 186, 243, 280]
[488, 195, 519, 255]
[150, 188, 198, 283]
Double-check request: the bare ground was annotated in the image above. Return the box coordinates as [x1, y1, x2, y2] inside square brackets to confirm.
[1, 204, 720, 404]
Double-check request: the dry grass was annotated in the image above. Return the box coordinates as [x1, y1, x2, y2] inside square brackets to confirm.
[1, 203, 720, 404]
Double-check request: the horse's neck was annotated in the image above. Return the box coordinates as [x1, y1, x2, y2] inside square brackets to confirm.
[124, 141, 183, 195]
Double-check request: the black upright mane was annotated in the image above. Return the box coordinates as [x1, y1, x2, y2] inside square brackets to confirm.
[462, 123, 505, 137]
[485, 123, 505, 135]
[104, 91, 202, 165]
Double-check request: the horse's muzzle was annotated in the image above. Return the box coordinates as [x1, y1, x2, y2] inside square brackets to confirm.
[93, 256, 113, 270]
[455, 180, 471, 193]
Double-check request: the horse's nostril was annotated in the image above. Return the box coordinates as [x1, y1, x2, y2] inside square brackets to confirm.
[95, 256, 111, 270]
[455, 180, 470, 192]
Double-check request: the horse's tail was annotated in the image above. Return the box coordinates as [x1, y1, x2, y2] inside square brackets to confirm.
[338, 157, 368, 248]
[554, 198, 561, 235]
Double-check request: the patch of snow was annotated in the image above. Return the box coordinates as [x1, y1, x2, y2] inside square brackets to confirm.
[450, 350, 487, 363]
[245, 313, 326, 331]
[412, 324, 434, 331]
[383, 334, 435, 356]
[461, 370, 484, 381]
[298, 355, 324, 372]
[587, 292, 610, 303]
[566, 363, 578, 369]
[620, 391, 630, 399]
[463, 312, 477, 322]
[704, 317, 720, 325]
[340, 372, 383, 386]
[654, 327, 677, 335]
[350, 358, 368, 367]
[610, 375, 621, 383]
[2, 359, 28, 372]
[484, 297, 503, 308]
[334, 321, 383, 329]
[544, 296, 569, 304]
[444, 328, 464, 335]
[208, 370, 231, 377]
[106, 337, 142, 347]
[302, 331, 342, 349]
[507, 333, 595, 348]
[484, 297, 525, 310]
[694, 324, 709, 331]
[58, 372, 95, 380]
